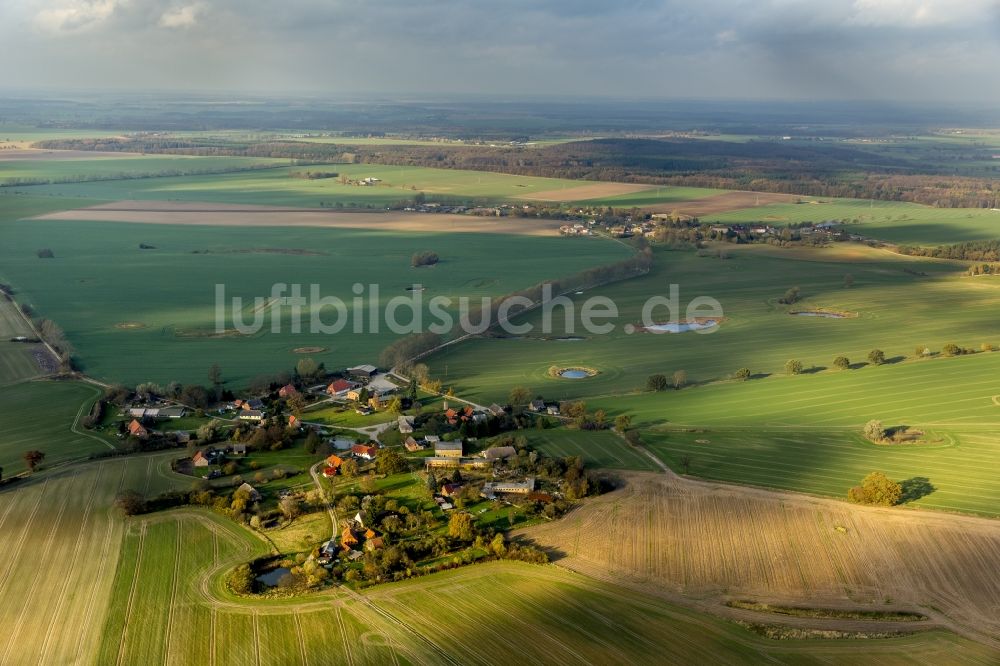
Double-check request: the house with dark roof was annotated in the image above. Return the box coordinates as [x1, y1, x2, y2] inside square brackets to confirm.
[347, 364, 377, 380]
[239, 410, 264, 423]
[278, 384, 298, 398]
[434, 440, 463, 458]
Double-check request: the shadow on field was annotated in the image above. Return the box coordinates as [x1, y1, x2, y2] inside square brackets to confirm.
[848, 362, 868, 370]
[801, 365, 827, 375]
[750, 372, 772, 380]
[899, 477, 936, 503]
[884, 355, 906, 365]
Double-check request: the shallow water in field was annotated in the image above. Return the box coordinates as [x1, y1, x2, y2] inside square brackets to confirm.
[645, 320, 718, 333]
[560, 369, 590, 379]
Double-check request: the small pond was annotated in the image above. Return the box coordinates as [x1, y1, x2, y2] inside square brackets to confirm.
[255, 567, 291, 588]
[645, 320, 718, 333]
[560, 369, 591, 379]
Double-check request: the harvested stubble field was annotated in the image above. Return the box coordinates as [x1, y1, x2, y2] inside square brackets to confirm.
[521, 471, 1000, 651]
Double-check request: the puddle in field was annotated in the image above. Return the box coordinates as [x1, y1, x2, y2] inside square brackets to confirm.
[645, 320, 718, 333]
[255, 567, 291, 587]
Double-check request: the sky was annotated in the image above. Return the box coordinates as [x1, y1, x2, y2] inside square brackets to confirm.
[3, 0, 1000, 102]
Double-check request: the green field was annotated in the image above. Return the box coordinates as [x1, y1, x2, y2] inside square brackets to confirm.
[526, 429, 658, 471]
[0, 297, 43, 384]
[581, 350, 1000, 516]
[0, 213, 630, 386]
[0, 156, 291, 185]
[580, 184, 727, 207]
[428, 243, 1000, 402]
[12, 163, 652, 207]
[0, 380, 116, 474]
[713, 197, 1000, 246]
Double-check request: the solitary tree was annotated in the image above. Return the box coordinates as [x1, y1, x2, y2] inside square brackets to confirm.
[672, 369, 688, 390]
[279, 496, 301, 522]
[646, 374, 669, 391]
[447, 512, 476, 541]
[863, 419, 886, 443]
[614, 414, 632, 432]
[23, 450, 45, 472]
[833, 356, 850, 370]
[734, 367, 751, 381]
[785, 359, 803, 375]
[778, 286, 801, 305]
[868, 349, 885, 365]
[679, 455, 692, 475]
[426, 471, 439, 495]
[508, 386, 532, 407]
[113, 490, 146, 516]
[848, 471, 902, 506]
[295, 357, 319, 380]
[208, 363, 223, 387]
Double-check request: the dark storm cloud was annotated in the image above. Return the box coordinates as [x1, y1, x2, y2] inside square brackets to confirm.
[3, 0, 1000, 102]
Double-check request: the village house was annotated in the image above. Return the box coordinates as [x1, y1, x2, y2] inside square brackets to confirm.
[481, 478, 535, 499]
[288, 415, 300, 429]
[487, 403, 506, 417]
[327, 378, 358, 396]
[192, 449, 209, 467]
[352, 443, 378, 460]
[127, 419, 149, 439]
[278, 384, 299, 398]
[237, 482, 261, 502]
[239, 410, 264, 423]
[435, 440, 463, 458]
[347, 364, 378, 381]
[232, 444, 248, 456]
[404, 436, 424, 452]
[398, 415, 415, 434]
[529, 399, 545, 412]
[483, 446, 517, 462]
[424, 456, 489, 470]
[440, 483, 462, 497]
